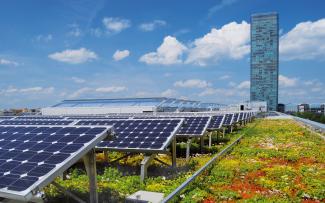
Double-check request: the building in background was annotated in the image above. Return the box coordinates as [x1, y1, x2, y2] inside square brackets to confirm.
[250, 12, 279, 111]
[277, 103, 285, 113]
[297, 103, 310, 113]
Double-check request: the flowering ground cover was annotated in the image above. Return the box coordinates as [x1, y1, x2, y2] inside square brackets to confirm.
[183, 119, 325, 202]
[43, 119, 324, 202]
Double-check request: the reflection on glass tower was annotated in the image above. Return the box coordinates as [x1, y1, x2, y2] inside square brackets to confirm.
[250, 12, 279, 111]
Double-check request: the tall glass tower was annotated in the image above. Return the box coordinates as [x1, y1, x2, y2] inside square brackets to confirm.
[250, 12, 279, 111]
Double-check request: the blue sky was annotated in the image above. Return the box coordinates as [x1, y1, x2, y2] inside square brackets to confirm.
[0, 0, 325, 109]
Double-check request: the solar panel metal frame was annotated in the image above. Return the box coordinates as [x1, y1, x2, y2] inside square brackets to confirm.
[93, 118, 184, 153]
[207, 115, 226, 130]
[0, 124, 113, 201]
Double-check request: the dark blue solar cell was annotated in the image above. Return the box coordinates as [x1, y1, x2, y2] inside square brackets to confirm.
[0, 161, 21, 173]
[43, 143, 66, 153]
[11, 163, 37, 175]
[60, 144, 84, 153]
[28, 164, 55, 176]
[0, 174, 20, 188]
[45, 153, 70, 164]
[13, 152, 35, 161]
[7, 176, 39, 191]
[28, 152, 52, 162]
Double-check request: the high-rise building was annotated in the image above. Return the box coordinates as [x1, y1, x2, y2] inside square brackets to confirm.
[250, 12, 279, 111]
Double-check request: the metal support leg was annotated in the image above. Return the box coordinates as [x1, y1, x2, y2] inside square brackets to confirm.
[230, 126, 233, 133]
[222, 128, 225, 137]
[186, 138, 192, 162]
[103, 151, 109, 161]
[83, 149, 98, 203]
[140, 155, 155, 183]
[171, 137, 177, 168]
[200, 136, 204, 153]
[208, 132, 212, 148]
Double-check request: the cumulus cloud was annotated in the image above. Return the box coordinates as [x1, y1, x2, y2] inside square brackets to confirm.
[0, 58, 19, 66]
[280, 18, 325, 60]
[71, 77, 86, 84]
[174, 79, 210, 88]
[161, 89, 177, 97]
[186, 21, 250, 66]
[139, 36, 187, 65]
[95, 86, 127, 93]
[113, 50, 130, 61]
[237, 80, 250, 89]
[139, 20, 166, 32]
[103, 17, 131, 33]
[48, 48, 97, 64]
[279, 75, 298, 87]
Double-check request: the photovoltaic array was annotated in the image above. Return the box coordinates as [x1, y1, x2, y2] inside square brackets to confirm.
[223, 114, 234, 126]
[0, 125, 111, 201]
[75, 119, 183, 152]
[0, 120, 73, 126]
[207, 115, 225, 130]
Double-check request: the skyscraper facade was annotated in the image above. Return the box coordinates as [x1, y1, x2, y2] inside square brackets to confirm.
[250, 12, 279, 111]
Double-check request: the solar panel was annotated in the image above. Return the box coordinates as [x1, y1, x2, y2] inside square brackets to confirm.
[133, 116, 211, 137]
[222, 114, 234, 126]
[207, 115, 225, 130]
[175, 116, 211, 137]
[66, 116, 130, 120]
[238, 112, 244, 121]
[233, 113, 239, 123]
[0, 120, 73, 126]
[15, 116, 64, 120]
[0, 116, 15, 121]
[75, 119, 183, 152]
[0, 125, 112, 201]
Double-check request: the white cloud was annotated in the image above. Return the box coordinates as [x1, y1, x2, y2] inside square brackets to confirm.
[48, 48, 97, 64]
[237, 80, 250, 89]
[139, 36, 187, 65]
[69, 87, 92, 99]
[95, 86, 127, 93]
[0, 58, 19, 66]
[113, 50, 130, 61]
[139, 20, 166, 32]
[35, 34, 53, 42]
[174, 79, 210, 88]
[186, 21, 250, 66]
[103, 17, 131, 33]
[161, 89, 177, 97]
[219, 75, 230, 80]
[71, 77, 86, 84]
[1, 86, 54, 95]
[279, 75, 297, 87]
[280, 18, 325, 60]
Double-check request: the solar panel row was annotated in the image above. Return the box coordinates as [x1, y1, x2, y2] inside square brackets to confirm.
[76, 119, 183, 152]
[0, 125, 111, 200]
